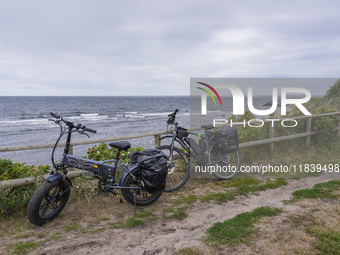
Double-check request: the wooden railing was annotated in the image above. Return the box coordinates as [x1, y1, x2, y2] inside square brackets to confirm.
[1, 112, 339, 187]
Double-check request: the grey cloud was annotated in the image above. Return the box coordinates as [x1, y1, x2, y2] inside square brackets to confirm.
[0, 0, 339, 96]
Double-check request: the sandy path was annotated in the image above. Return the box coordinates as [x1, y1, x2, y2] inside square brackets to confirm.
[31, 172, 339, 255]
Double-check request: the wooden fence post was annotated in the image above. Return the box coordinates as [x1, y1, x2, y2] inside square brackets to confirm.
[306, 117, 312, 146]
[269, 124, 274, 152]
[154, 134, 161, 147]
[69, 145, 74, 155]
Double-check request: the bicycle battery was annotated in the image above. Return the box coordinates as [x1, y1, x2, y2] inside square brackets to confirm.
[187, 137, 202, 154]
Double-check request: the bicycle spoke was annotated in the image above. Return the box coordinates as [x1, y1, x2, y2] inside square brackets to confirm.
[39, 200, 49, 210]
[50, 185, 60, 198]
[41, 200, 51, 216]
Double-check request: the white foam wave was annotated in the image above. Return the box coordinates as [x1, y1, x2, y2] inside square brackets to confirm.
[0, 119, 51, 127]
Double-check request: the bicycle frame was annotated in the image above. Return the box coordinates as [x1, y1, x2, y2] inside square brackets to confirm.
[48, 118, 142, 192]
[160, 126, 211, 166]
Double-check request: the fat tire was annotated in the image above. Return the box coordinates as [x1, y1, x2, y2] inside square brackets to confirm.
[121, 167, 163, 206]
[27, 179, 71, 226]
[157, 145, 190, 192]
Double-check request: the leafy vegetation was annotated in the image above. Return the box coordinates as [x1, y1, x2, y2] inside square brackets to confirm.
[0, 159, 50, 181]
[85, 142, 143, 162]
[0, 159, 51, 216]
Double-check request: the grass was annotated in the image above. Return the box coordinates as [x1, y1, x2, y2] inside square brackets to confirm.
[240, 139, 340, 175]
[43, 232, 62, 242]
[10, 242, 40, 255]
[171, 177, 288, 205]
[286, 180, 340, 203]
[168, 207, 188, 220]
[111, 216, 145, 229]
[64, 223, 80, 232]
[175, 247, 204, 255]
[204, 206, 283, 247]
[309, 228, 340, 255]
[110, 209, 155, 229]
[280, 180, 340, 254]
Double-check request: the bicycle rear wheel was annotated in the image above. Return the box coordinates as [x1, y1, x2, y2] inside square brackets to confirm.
[121, 167, 163, 206]
[157, 145, 190, 192]
[208, 143, 241, 180]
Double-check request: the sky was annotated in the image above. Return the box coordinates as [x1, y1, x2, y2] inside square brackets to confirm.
[0, 0, 339, 96]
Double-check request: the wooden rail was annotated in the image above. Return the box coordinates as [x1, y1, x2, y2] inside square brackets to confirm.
[1, 112, 339, 188]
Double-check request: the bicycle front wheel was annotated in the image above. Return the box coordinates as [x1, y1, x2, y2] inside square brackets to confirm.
[208, 143, 241, 180]
[27, 179, 71, 226]
[157, 145, 190, 192]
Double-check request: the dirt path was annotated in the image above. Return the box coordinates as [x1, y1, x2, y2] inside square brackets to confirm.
[28, 172, 339, 255]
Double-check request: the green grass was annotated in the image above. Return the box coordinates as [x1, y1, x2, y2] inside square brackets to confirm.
[97, 216, 111, 222]
[110, 209, 155, 228]
[63, 223, 80, 232]
[168, 208, 188, 220]
[309, 228, 340, 255]
[172, 195, 198, 206]
[286, 180, 340, 203]
[10, 241, 40, 255]
[175, 247, 204, 255]
[171, 178, 288, 206]
[214, 177, 259, 188]
[43, 232, 62, 243]
[111, 216, 145, 228]
[204, 206, 282, 247]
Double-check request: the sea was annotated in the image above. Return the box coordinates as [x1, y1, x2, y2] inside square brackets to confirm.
[0, 96, 277, 166]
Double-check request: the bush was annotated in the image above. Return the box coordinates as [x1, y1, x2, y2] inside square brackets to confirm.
[85, 142, 144, 162]
[0, 159, 50, 181]
[0, 184, 37, 216]
[0, 159, 50, 216]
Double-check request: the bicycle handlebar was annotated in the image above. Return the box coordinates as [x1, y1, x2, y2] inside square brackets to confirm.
[167, 109, 179, 124]
[50, 112, 60, 119]
[50, 112, 97, 133]
[83, 126, 97, 133]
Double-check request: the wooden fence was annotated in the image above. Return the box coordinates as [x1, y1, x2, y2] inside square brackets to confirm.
[1, 112, 339, 188]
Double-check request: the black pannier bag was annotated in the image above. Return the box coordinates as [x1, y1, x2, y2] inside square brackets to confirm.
[214, 126, 239, 153]
[128, 149, 161, 164]
[135, 149, 168, 193]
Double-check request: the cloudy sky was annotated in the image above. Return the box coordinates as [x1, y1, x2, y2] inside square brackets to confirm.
[0, 0, 339, 96]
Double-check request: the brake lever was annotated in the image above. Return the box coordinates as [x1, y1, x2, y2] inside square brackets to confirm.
[48, 118, 61, 124]
[78, 130, 90, 138]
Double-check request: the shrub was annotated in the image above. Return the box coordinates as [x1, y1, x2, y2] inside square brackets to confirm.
[0, 159, 50, 216]
[0, 159, 50, 181]
[85, 142, 144, 162]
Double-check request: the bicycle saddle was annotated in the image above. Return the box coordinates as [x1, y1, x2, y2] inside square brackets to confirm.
[201, 124, 215, 130]
[109, 141, 131, 151]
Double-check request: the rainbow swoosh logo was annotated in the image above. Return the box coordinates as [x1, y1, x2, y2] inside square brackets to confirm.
[196, 82, 222, 106]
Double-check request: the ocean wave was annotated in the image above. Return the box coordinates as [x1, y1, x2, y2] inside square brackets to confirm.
[0, 119, 52, 127]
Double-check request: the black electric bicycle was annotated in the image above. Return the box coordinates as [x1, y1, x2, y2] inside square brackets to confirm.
[158, 109, 241, 192]
[27, 112, 164, 226]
